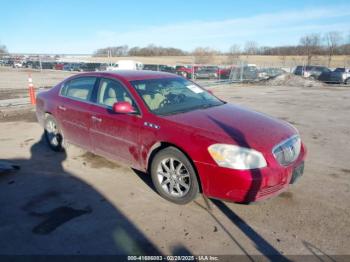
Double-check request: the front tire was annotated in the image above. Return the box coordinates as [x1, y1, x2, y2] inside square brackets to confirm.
[150, 147, 199, 205]
[309, 75, 316, 80]
[44, 115, 64, 152]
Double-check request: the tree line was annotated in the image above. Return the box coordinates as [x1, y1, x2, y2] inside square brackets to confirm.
[93, 31, 350, 66]
[0, 44, 8, 57]
[93, 44, 187, 57]
[2, 31, 349, 66]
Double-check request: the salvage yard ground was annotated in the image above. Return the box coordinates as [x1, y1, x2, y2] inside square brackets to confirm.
[0, 69, 349, 257]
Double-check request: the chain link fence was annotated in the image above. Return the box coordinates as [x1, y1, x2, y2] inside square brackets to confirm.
[1, 55, 350, 88]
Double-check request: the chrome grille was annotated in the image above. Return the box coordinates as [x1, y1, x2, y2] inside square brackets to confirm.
[273, 135, 301, 166]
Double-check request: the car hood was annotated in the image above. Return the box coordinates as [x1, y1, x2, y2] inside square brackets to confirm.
[162, 103, 298, 152]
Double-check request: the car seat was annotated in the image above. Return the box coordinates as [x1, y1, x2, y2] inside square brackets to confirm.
[104, 82, 133, 107]
[142, 83, 165, 110]
[104, 84, 118, 106]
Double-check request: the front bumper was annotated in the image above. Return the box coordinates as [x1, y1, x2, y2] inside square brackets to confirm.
[195, 145, 306, 203]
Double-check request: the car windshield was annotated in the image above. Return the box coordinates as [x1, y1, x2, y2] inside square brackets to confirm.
[130, 78, 224, 116]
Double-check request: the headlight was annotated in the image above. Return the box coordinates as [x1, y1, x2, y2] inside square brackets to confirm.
[208, 144, 267, 170]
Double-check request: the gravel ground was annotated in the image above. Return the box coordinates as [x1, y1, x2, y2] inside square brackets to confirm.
[0, 67, 76, 91]
[0, 72, 349, 258]
[258, 73, 325, 87]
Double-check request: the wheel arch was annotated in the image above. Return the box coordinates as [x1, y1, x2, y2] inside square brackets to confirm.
[146, 141, 203, 193]
[41, 111, 55, 126]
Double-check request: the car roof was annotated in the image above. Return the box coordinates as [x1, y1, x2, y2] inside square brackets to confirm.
[78, 70, 180, 81]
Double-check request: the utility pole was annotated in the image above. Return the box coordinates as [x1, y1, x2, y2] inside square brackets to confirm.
[39, 55, 42, 72]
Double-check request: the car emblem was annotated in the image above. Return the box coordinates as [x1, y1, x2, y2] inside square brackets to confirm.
[144, 122, 160, 129]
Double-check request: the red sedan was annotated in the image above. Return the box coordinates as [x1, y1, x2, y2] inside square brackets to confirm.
[36, 71, 306, 204]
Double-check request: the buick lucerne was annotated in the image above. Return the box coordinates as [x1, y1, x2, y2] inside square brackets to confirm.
[36, 71, 306, 204]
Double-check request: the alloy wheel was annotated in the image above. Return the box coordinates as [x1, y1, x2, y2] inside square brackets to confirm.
[45, 119, 60, 147]
[156, 157, 191, 197]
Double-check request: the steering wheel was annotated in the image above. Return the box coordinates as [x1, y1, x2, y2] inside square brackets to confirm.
[159, 93, 186, 108]
[159, 97, 171, 108]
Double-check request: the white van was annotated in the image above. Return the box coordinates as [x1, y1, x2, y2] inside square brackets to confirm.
[106, 60, 143, 71]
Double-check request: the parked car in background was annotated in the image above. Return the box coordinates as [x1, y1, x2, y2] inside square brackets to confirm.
[194, 66, 218, 79]
[258, 68, 286, 79]
[55, 63, 66, 70]
[157, 65, 176, 74]
[79, 63, 103, 72]
[23, 61, 55, 70]
[144, 64, 176, 74]
[63, 63, 83, 71]
[96, 63, 108, 71]
[106, 60, 143, 71]
[217, 67, 232, 79]
[176, 65, 230, 80]
[4, 59, 14, 67]
[318, 68, 350, 84]
[229, 65, 259, 81]
[293, 65, 330, 79]
[143, 64, 158, 71]
[36, 71, 306, 205]
[41, 62, 55, 69]
[106, 63, 119, 71]
[176, 65, 199, 79]
[13, 61, 23, 68]
[23, 61, 36, 68]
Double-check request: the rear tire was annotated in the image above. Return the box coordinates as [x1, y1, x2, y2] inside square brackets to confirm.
[150, 147, 199, 205]
[44, 115, 64, 152]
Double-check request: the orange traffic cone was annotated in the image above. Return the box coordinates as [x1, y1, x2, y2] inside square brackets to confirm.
[28, 73, 36, 105]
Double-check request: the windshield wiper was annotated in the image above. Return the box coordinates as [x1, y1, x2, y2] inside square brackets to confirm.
[197, 103, 223, 110]
[159, 103, 222, 116]
[159, 107, 197, 116]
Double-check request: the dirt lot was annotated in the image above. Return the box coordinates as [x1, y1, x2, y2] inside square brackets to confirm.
[0, 68, 76, 107]
[0, 70, 349, 258]
[0, 67, 76, 91]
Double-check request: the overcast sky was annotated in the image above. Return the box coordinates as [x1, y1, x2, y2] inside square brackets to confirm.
[1, 0, 350, 54]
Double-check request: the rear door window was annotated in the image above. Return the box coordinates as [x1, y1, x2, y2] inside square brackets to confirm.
[61, 77, 97, 102]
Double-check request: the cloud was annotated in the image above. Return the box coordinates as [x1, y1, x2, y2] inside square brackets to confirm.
[95, 6, 350, 51]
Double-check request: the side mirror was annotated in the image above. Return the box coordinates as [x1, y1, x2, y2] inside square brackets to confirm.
[112, 101, 136, 114]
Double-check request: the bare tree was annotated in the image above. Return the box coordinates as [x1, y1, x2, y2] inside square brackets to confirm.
[192, 47, 218, 64]
[244, 41, 258, 55]
[324, 31, 342, 67]
[0, 44, 8, 58]
[128, 47, 141, 56]
[93, 45, 129, 57]
[300, 34, 321, 65]
[227, 44, 241, 64]
[94, 45, 186, 57]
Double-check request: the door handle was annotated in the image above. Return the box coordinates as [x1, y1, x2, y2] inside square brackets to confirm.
[58, 105, 66, 111]
[91, 116, 102, 122]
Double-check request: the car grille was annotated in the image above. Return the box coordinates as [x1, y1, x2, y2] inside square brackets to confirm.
[273, 135, 301, 166]
[257, 183, 285, 198]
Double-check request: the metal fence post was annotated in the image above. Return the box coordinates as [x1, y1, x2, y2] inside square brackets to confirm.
[39, 55, 42, 72]
[240, 60, 244, 82]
